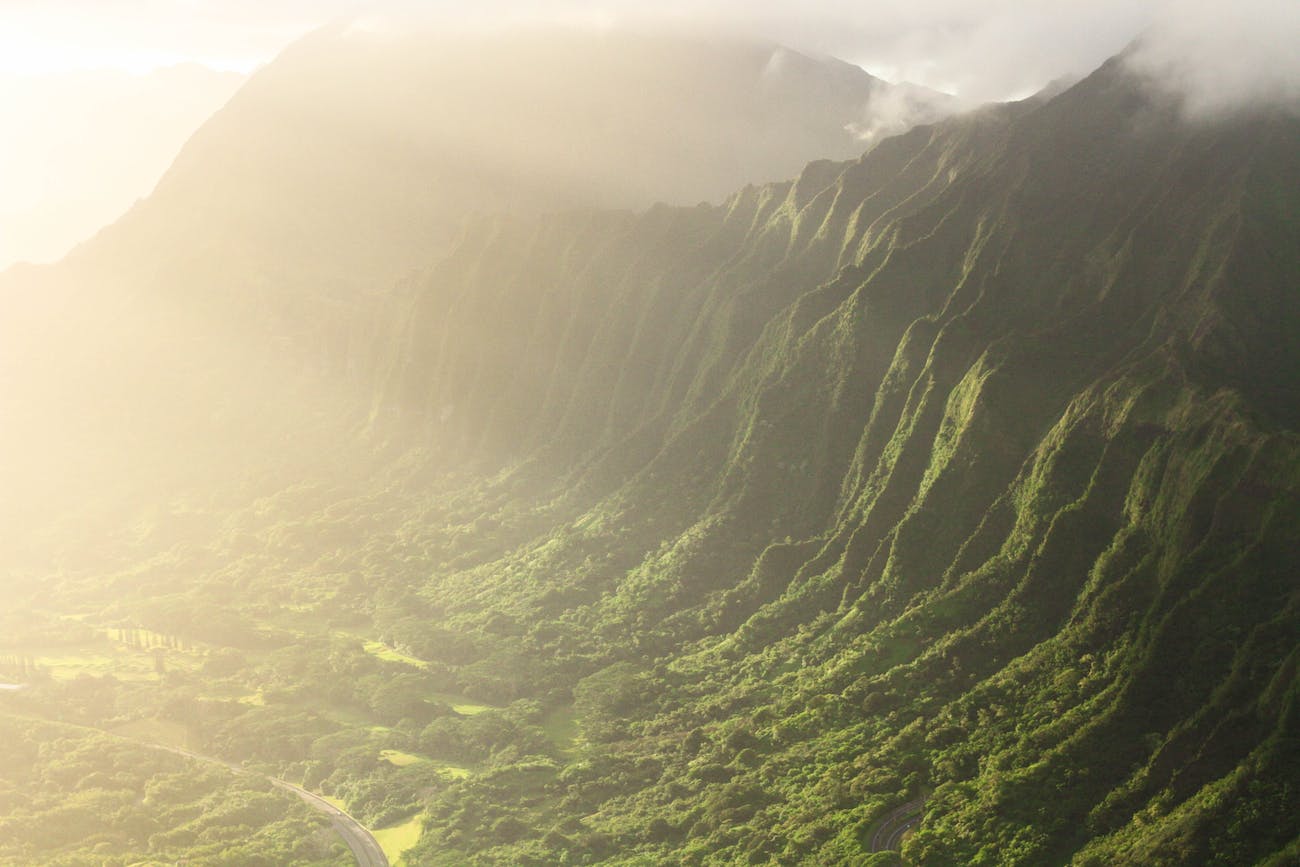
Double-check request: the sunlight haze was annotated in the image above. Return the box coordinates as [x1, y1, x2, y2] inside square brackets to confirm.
[0, 3, 1296, 865]
[11, 0, 1297, 269]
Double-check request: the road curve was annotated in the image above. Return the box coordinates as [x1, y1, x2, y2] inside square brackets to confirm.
[869, 797, 924, 854]
[150, 744, 389, 867]
[270, 777, 388, 867]
[883, 812, 921, 852]
[0, 711, 389, 866]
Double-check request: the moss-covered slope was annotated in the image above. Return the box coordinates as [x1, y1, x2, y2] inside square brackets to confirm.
[370, 55, 1300, 864]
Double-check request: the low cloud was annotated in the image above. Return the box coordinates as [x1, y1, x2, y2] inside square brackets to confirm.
[373, 1, 1297, 113]
[4, 1, 1296, 112]
[1125, 0, 1300, 117]
[844, 83, 957, 147]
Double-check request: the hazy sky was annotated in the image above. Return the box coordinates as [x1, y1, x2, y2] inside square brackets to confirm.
[1, 0, 1295, 269]
[3, 0, 1296, 99]
[0, 65, 243, 269]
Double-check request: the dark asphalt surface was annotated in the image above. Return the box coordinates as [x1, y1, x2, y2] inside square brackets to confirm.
[151, 744, 389, 866]
[271, 777, 389, 867]
[870, 797, 924, 854]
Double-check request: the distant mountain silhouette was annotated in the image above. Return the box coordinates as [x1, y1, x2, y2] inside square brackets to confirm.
[70, 26, 931, 294]
[0, 63, 244, 270]
[0, 25, 941, 557]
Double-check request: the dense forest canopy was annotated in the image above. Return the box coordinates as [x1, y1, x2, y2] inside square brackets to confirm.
[1, 19, 1297, 867]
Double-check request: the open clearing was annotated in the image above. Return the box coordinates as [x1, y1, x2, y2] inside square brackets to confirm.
[374, 814, 423, 865]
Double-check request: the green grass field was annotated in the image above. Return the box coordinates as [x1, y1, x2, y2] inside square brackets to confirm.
[429, 759, 472, 780]
[29, 642, 198, 682]
[361, 639, 430, 670]
[380, 749, 424, 767]
[430, 692, 494, 715]
[2, 616, 206, 684]
[374, 815, 424, 865]
[541, 705, 579, 751]
[380, 749, 473, 780]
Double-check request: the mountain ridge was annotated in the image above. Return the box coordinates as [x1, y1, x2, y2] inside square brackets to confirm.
[349, 53, 1299, 863]
[1, 26, 929, 558]
[0, 37, 1296, 866]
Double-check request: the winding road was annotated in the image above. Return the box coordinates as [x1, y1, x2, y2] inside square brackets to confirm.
[149, 743, 389, 867]
[869, 797, 924, 854]
[0, 707, 391, 867]
[269, 776, 389, 867]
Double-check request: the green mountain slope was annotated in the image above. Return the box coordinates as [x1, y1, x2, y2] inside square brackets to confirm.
[1, 41, 1295, 866]
[358, 56, 1300, 864]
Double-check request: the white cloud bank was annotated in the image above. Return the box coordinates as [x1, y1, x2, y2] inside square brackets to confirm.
[3, 1, 1297, 111]
[0, 0, 1294, 269]
[1126, 0, 1300, 117]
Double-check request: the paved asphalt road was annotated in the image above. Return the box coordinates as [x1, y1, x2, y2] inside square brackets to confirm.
[270, 777, 389, 867]
[151, 744, 389, 867]
[869, 797, 924, 854]
[0, 710, 390, 866]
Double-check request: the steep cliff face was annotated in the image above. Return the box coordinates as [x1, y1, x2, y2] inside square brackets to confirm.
[2, 30, 1294, 863]
[373, 56, 1299, 864]
[0, 27, 908, 561]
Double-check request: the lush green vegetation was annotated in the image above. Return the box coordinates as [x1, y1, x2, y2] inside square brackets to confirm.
[0, 715, 349, 866]
[374, 815, 424, 865]
[2, 48, 1297, 867]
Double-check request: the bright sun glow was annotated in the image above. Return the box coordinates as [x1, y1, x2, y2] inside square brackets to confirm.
[0, 32, 262, 76]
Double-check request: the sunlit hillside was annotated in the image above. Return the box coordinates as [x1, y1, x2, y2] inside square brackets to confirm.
[0, 11, 1296, 867]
